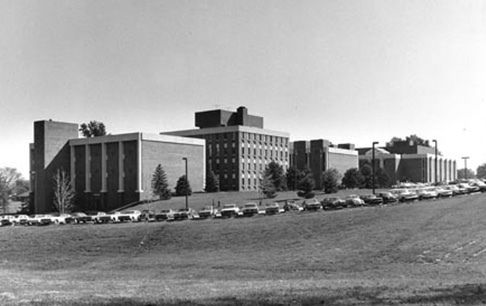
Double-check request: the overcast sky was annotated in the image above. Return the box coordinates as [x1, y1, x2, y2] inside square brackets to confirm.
[1, 0, 485, 178]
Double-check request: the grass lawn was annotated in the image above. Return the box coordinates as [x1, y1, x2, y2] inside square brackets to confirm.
[2, 191, 486, 305]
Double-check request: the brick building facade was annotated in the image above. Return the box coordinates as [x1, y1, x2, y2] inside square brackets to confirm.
[358, 141, 457, 184]
[289, 139, 358, 189]
[162, 107, 290, 191]
[30, 120, 205, 213]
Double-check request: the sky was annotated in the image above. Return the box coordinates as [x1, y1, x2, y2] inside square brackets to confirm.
[0, 0, 485, 179]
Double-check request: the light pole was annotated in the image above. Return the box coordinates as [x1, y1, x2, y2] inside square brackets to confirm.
[372, 141, 379, 195]
[462, 156, 469, 181]
[432, 139, 437, 185]
[182, 157, 188, 209]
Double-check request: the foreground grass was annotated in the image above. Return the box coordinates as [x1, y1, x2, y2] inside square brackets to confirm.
[2, 193, 486, 305]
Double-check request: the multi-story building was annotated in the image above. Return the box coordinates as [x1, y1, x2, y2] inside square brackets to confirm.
[162, 107, 290, 191]
[289, 139, 358, 189]
[357, 140, 457, 184]
[30, 120, 205, 213]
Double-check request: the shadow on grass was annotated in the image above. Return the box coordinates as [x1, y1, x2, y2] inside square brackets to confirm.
[22, 284, 486, 306]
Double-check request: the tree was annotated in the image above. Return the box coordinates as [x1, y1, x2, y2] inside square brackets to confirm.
[205, 170, 220, 193]
[175, 175, 192, 197]
[457, 168, 476, 180]
[151, 164, 171, 200]
[79, 121, 107, 137]
[260, 173, 277, 198]
[387, 135, 431, 147]
[322, 168, 342, 194]
[53, 168, 76, 214]
[297, 172, 315, 198]
[476, 163, 486, 180]
[0, 167, 23, 214]
[285, 166, 301, 191]
[359, 163, 373, 188]
[263, 161, 287, 191]
[342, 168, 363, 189]
[376, 168, 390, 188]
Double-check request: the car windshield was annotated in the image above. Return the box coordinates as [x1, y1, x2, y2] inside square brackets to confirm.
[244, 203, 257, 208]
[223, 204, 236, 209]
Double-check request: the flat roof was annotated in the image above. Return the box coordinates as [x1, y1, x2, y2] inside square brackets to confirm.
[162, 125, 290, 138]
[69, 132, 205, 147]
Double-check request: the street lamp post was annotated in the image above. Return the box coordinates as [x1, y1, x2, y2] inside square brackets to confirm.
[182, 157, 188, 209]
[432, 140, 437, 185]
[462, 156, 469, 181]
[372, 141, 379, 195]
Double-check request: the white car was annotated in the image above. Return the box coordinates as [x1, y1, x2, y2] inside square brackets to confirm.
[49, 213, 73, 225]
[11, 214, 29, 226]
[344, 194, 365, 207]
[220, 204, 240, 218]
[112, 210, 141, 222]
[86, 211, 107, 223]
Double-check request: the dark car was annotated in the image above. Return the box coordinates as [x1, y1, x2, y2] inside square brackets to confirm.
[241, 203, 259, 217]
[71, 212, 93, 224]
[198, 206, 216, 219]
[321, 197, 346, 210]
[264, 202, 280, 215]
[360, 194, 384, 205]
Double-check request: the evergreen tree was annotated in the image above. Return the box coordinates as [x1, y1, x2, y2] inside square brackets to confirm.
[297, 172, 315, 197]
[151, 164, 171, 200]
[376, 168, 390, 188]
[322, 168, 342, 194]
[264, 161, 287, 191]
[342, 168, 363, 189]
[285, 166, 301, 191]
[205, 170, 220, 193]
[360, 163, 373, 189]
[175, 175, 192, 196]
[260, 173, 277, 198]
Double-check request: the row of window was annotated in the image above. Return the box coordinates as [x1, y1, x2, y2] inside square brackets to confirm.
[204, 132, 288, 145]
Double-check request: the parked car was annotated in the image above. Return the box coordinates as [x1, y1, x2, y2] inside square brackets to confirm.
[173, 208, 196, 221]
[264, 202, 281, 215]
[375, 192, 398, 204]
[71, 212, 93, 224]
[415, 188, 438, 200]
[29, 214, 52, 226]
[389, 189, 419, 202]
[321, 197, 346, 210]
[435, 187, 453, 198]
[0, 217, 12, 227]
[11, 214, 29, 226]
[120, 210, 142, 222]
[220, 204, 240, 218]
[139, 210, 156, 222]
[49, 213, 74, 225]
[241, 202, 259, 216]
[458, 183, 480, 194]
[469, 179, 486, 192]
[442, 185, 466, 196]
[283, 200, 302, 212]
[345, 194, 365, 207]
[98, 213, 114, 223]
[302, 198, 322, 211]
[154, 209, 175, 221]
[198, 206, 217, 219]
[86, 211, 107, 223]
[360, 194, 384, 205]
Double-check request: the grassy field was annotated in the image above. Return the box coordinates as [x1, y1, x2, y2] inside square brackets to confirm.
[2, 191, 486, 305]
